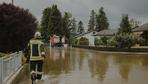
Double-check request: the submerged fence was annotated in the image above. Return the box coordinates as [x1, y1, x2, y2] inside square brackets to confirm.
[0, 51, 22, 84]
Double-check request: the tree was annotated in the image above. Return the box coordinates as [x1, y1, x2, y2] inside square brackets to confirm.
[95, 7, 109, 31]
[70, 18, 77, 35]
[0, 3, 37, 53]
[69, 18, 77, 46]
[77, 21, 84, 34]
[129, 19, 140, 29]
[118, 14, 131, 34]
[50, 5, 63, 36]
[41, 5, 63, 42]
[88, 10, 95, 32]
[112, 33, 144, 48]
[41, 5, 76, 45]
[41, 7, 52, 42]
[101, 36, 108, 46]
[94, 38, 103, 46]
[62, 12, 72, 43]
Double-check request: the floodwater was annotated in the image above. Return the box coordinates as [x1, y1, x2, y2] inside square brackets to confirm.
[17, 47, 148, 84]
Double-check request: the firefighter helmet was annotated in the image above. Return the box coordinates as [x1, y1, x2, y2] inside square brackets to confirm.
[34, 32, 41, 38]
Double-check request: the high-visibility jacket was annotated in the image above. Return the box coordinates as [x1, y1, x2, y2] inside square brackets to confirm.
[29, 39, 45, 61]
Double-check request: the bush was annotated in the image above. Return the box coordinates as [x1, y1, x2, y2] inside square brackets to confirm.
[78, 37, 89, 45]
[94, 37, 109, 46]
[113, 33, 144, 48]
[73, 39, 78, 45]
[94, 38, 103, 46]
[100, 36, 108, 46]
[107, 37, 116, 46]
[0, 3, 37, 53]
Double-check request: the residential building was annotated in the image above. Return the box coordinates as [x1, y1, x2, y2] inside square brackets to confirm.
[93, 29, 118, 39]
[49, 35, 65, 47]
[132, 23, 148, 34]
[74, 31, 95, 46]
[74, 29, 117, 46]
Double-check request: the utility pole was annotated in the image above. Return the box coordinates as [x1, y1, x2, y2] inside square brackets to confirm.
[12, 0, 14, 4]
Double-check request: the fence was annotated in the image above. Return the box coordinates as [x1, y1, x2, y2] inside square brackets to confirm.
[0, 51, 22, 84]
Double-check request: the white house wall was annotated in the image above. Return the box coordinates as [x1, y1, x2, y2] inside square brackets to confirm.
[77, 32, 95, 46]
[87, 33, 94, 46]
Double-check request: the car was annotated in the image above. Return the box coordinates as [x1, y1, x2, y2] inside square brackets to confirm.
[54, 42, 64, 47]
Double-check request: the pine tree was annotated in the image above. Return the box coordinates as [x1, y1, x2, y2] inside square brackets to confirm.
[62, 12, 72, 43]
[88, 10, 95, 32]
[119, 14, 131, 33]
[129, 19, 140, 29]
[41, 5, 63, 41]
[77, 21, 84, 34]
[50, 5, 62, 36]
[70, 18, 77, 35]
[95, 7, 109, 31]
[41, 7, 52, 41]
[41, 5, 76, 44]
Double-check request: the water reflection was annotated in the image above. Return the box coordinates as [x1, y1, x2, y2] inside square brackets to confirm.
[88, 52, 109, 82]
[113, 55, 133, 82]
[112, 54, 148, 82]
[140, 56, 148, 67]
[44, 48, 72, 76]
[17, 48, 148, 84]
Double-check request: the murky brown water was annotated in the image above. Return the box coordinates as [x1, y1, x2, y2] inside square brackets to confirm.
[17, 47, 148, 84]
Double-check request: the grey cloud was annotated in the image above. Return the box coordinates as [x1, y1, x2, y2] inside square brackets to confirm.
[0, 0, 148, 29]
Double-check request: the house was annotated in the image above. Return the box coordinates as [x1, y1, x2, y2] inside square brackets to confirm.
[49, 35, 65, 47]
[74, 31, 95, 46]
[132, 23, 148, 45]
[132, 23, 148, 34]
[74, 29, 117, 46]
[93, 29, 118, 39]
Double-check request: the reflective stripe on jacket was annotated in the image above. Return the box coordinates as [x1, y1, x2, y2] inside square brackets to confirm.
[29, 39, 44, 61]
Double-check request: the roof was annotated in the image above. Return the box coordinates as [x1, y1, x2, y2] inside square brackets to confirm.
[132, 23, 148, 32]
[74, 30, 94, 38]
[93, 29, 118, 36]
[74, 29, 118, 38]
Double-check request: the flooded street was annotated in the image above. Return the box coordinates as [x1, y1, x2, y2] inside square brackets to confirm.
[17, 47, 148, 84]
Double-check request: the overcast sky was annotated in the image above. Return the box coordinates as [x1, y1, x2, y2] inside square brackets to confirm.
[0, 0, 148, 30]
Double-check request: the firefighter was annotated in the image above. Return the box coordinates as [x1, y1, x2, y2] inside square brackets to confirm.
[29, 32, 45, 81]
